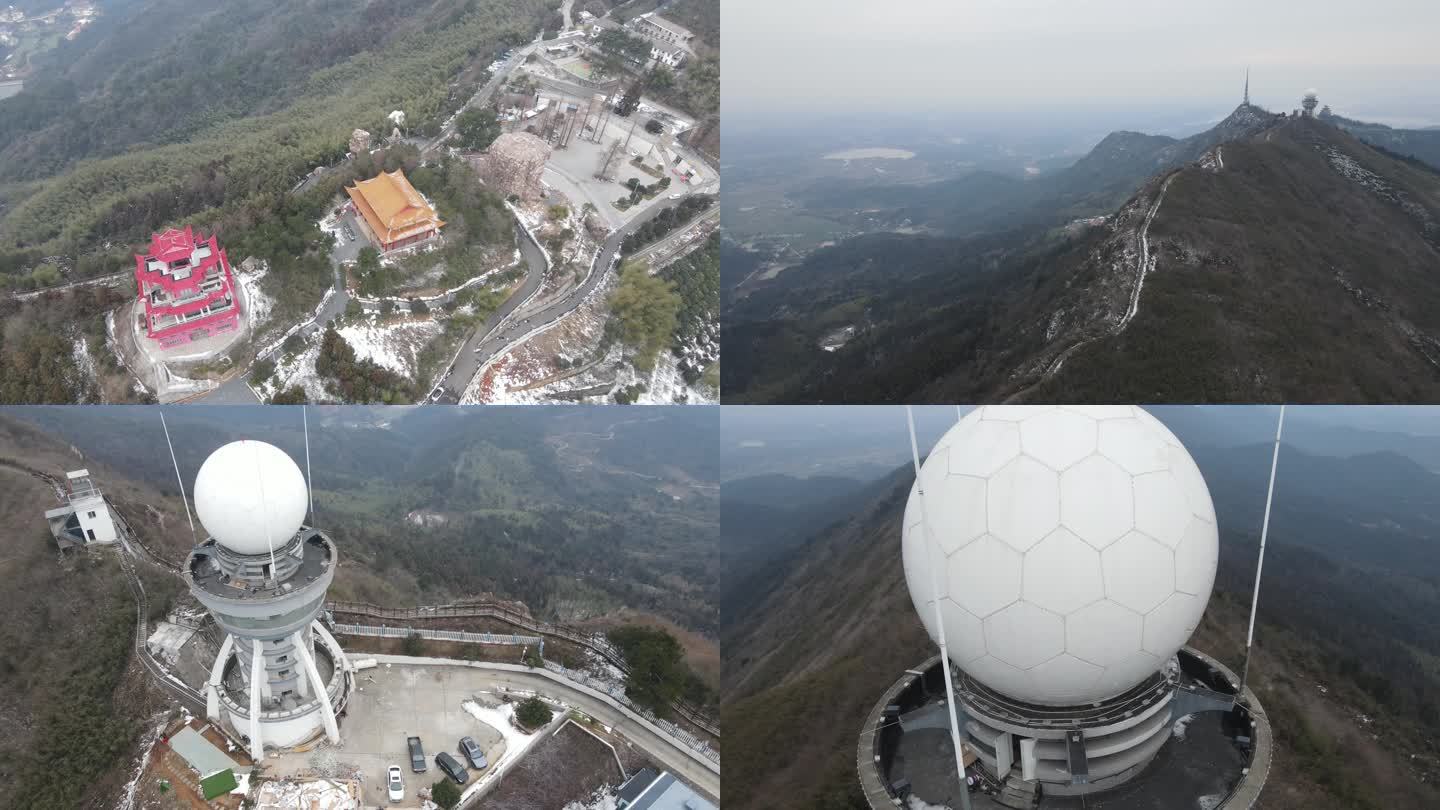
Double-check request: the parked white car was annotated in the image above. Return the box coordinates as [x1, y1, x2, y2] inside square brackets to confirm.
[387, 765, 404, 802]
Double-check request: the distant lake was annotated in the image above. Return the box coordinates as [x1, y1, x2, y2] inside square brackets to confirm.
[822, 147, 916, 160]
[0, 81, 22, 100]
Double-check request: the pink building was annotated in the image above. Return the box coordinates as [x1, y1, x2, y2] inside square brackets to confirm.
[134, 227, 241, 348]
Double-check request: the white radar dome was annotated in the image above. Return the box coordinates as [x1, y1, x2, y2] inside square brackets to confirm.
[194, 440, 308, 556]
[902, 405, 1218, 706]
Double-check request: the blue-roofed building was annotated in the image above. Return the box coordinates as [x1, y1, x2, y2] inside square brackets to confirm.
[615, 768, 716, 810]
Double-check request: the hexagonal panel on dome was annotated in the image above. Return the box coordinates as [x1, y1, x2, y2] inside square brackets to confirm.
[1169, 445, 1217, 523]
[966, 655, 1031, 698]
[1019, 408, 1097, 471]
[1134, 407, 1184, 448]
[1058, 405, 1137, 421]
[1143, 592, 1204, 655]
[983, 601, 1065, 670]
[1097, 417, 1171, 475]
[1060, 455, 1134, 549]
[1097, 649, 1164, 696]
[1174, 518, 1219, 596]
[921, 471, 987, 555]
[1022, 528, 1103, 615]
[1102, 532, 1176, 613]
[1028, 653, 1105, 700]
[987, 456, 1059, 551]
[1133, 471, 1191, 547]
[939, 598, 987, 665]
[949, 418, 1022, 478]
[1065, 600, 1142, 666]
[947, 535, 1022, 617]
[974, 405, 1038, 422]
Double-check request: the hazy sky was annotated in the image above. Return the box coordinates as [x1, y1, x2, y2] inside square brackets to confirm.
[723, 0, 1440, 129]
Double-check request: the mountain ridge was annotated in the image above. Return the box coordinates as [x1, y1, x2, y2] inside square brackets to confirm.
[725, 112, 1440, 403]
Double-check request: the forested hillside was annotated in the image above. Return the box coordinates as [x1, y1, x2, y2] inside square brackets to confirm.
[0, 415, 195, 810]
[0, 0, 548, 271]
[0, 0, 554, 403]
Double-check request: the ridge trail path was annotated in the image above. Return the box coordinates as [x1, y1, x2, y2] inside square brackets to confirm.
[1004, 171, 1178, 403]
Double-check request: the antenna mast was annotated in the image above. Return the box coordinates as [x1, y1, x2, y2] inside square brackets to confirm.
[251, 443, 278, 582]
[1238, 405, 1284, 695]
[159, 411, 197, 545]
[303, 405, 314, 527]
[907, 406, 974, 810]
[1244, 68, 1250, 106]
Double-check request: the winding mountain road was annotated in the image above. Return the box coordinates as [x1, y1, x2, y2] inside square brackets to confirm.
[436, 192, 714, 403]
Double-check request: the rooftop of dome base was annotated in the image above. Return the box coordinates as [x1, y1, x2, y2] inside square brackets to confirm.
[858, 648, 1270, 809]
[187, 530, 334, 602]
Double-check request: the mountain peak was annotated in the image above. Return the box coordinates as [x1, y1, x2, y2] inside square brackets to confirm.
[1209, 102, 1281, 143]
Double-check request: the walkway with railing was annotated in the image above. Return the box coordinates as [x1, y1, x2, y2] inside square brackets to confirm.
[331, 623, 543, 648]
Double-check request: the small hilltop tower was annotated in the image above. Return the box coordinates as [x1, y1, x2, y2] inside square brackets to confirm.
[1243, 68, 1250, 106]
[1301, 89, 1319, 117]
[44, 469, 119, 550]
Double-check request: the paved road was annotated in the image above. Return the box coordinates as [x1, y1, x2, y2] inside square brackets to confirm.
[6, 270, 126, 301]
[196, 238, 353, 405]
[629, 206, 718, 266]
[371, 656, 720, 805]
[436, 191, 713, 403]
[429, 227, 550, 402]
[426, 40, 538, 154]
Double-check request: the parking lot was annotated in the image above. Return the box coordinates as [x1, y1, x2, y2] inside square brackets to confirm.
[266, 664, 508, 807]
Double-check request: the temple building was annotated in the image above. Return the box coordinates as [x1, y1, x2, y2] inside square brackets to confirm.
[134, 227, 241, 348]
[344, 169, 444, 252]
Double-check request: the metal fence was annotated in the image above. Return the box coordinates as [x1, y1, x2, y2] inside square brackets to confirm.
[328, 599, 719, 736]
[331, 623, 542, 648]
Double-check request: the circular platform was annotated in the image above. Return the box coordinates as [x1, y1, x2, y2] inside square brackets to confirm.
[857, 648, 1270, 809]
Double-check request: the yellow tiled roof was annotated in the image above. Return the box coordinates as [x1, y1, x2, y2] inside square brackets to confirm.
[345, 169, 444, 244]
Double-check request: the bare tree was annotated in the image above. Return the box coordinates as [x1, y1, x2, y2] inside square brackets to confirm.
[595, 138, 624, 181]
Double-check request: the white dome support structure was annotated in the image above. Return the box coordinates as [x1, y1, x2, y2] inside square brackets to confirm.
[1239, 405, 1285, 693]
[294, 628, 341, 744]
[249, 638, 265, 762]
[206, 633, 234, 723]
[906, 406, 974, 810]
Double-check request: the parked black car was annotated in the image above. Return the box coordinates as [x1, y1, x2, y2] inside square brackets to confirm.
[407, 736, 426, 773]
[435, 751, 470, 785]
[459, 736, 488, 770]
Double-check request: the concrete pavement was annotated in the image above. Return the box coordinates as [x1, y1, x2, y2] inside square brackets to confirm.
[368, 655, 720, 804]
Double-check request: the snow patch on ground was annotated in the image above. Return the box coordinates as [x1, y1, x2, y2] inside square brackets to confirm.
[259, 337, 329, 402]
[337, 318, 442, 376]
[458, 699, 549, 799]
[117, 713, 172, 810]
[1172, 712, 1195, 740]
[236, 258, 276, 333]
[563, 786, 619, 810]
[612, 350, 715, 405]
[71, 337, 98, 402]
